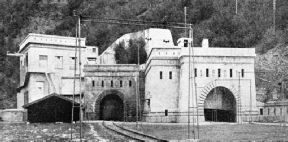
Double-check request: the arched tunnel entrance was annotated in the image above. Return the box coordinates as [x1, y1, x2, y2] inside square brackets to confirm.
[100, 94, 124, 121]
[204, 87, 236, 122]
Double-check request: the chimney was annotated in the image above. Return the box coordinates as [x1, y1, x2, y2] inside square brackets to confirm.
[202, 39, 209, 48]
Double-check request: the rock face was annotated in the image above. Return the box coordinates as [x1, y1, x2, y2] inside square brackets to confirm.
[255, 44, 288, 101]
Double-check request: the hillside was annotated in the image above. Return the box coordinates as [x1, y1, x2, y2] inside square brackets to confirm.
[1, 0, 288, 108]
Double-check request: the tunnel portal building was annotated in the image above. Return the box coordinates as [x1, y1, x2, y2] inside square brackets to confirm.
[16, 28, 258, 123]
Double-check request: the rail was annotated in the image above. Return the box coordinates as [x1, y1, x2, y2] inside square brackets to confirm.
[102, 121, 168, 142]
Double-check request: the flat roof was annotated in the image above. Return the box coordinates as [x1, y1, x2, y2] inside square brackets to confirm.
[19, 33, 86, 52]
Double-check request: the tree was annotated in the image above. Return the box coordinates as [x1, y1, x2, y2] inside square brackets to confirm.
[127, 38, 147, 64]
[114, 38, 147, 64]
[114, 41, 128, 64]
[0, 34, 6, 72]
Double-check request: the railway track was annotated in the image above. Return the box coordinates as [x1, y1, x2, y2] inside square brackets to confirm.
[102, 121, 168, 142]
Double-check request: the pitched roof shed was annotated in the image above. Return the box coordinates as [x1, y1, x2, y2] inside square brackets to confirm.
[23, 93, 80, 123]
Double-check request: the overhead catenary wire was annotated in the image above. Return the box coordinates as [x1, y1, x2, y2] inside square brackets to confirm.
[80, 16, 188, 25]
[80, 20, 190, 29]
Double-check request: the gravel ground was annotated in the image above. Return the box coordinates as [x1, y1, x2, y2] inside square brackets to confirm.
[2, 122, 288, 141]
[0, 122, 97, 141]
[121, 122, 288, 141]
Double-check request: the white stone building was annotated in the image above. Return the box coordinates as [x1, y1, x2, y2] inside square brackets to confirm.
[144, 37, 257, 122]
[16, 29, 258, 123]
[16, 33, 98, 109]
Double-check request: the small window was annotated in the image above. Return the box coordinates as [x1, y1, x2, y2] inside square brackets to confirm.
[87, 57, 96, 61]
[39, 55, 48, 68]
[55, 56, 63, 69]
[92, 80, 95, 87]
[111, 80, 113, 87]
[70, 57, 78, 70]
[24, 91, 29, 105]
[230, 69, 233, 78]
[260, 108, 263, 115]
[120, 80, 123, 87]
[184, 40, 188, 47]
[274, 108, 276, 116]
[218, 69, 221, 77]
[25, 54, 28, 67]
[206, 69, 209, 77]
[92, 48, 96, 52]
[241, 69, 244, 77]
[268, 108, 270, 115]
[169, 71, 172, 79]
[194, 68, 197, 77]
[129, 80, 132, 87]
[160, 71, 163, 79]
[101, 81, 104, 87]
[39, 55, 48, 60]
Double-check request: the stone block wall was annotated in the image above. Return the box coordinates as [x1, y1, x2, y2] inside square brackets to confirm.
[0, 109, 26, 122]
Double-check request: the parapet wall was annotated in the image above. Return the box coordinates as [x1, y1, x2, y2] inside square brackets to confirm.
[0, 109, 26, 122]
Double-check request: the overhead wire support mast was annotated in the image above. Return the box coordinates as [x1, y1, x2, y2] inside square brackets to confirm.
[71, 11, 78, 140]
[78, 15, 83, 142]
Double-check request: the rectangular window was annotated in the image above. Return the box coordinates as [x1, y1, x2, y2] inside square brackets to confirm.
[260, 108, 263, 115]
[206, 69, 209, 77]
[184, 40, 188, 47]
[55, 56, 63, 69]
[92, 48, 96, 52]
[87, 57, 97, 65]
[194, 68, 197, 77]
[24, 91, 29, 104]
[241, 69, 244, 77]
[70, 57, 78, 70]
[25, 54, 28, 67]
[120, 80, 123, 87]
[169, 71, 172, 79]
[36, 81, 45, 97]
[39, 55, 48, 68]
[230, 69, 233, 78]
[218, 69, 221, 77]
[129, 80, 132, 87]
[92, 80, 95, 87]
[111, 80, 113, 87]
[268, 108, 270, 115]
[101, 80, 104, 87]
[160, 71, 162, 79]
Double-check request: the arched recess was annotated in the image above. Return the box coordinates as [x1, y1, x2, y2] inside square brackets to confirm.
[198, 80, 240, 122]
[204, 87, 236, 122]
[94, 89, 126, 121]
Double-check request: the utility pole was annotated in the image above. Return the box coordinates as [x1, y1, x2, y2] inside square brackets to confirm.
[249, 80, 252, 123]
[136, 38, 140, 127]
[190, 25, 199, 139]
[78, 15, 83, 142]
[71, 11, 78, 140]
[236, 0, 238, 14]
[188, 24, 191, 140]
[184, 7, 187, 37]
[238, 72, 240, 124]
[273, 0, 276, 34]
